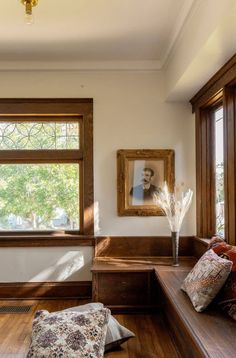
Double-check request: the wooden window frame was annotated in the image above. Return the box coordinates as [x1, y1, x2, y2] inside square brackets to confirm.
[0, 99, 94, 247]
[191, 54, 236, 245]
[195, 99, 222, 239]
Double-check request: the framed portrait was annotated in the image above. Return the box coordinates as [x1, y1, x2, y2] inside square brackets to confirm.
[117, 149, 175, 216]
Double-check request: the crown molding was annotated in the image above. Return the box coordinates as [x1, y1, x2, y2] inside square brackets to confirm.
[0, 1, 198, 72]
[161, 0, 198, 68]
[0, 60, 162, 72]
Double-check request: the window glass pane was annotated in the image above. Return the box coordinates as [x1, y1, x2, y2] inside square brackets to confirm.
[0, 164, 79, 231]
[0, 122, 79, 149]
[215, 107, 224, 237]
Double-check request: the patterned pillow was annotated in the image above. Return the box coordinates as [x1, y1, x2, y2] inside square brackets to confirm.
[64, 302, 135, 352]
[181, 249, 232, 312]
[209, 238, 236, 320]
[27, 308, 110, 358]
[208, 236, 232, 253]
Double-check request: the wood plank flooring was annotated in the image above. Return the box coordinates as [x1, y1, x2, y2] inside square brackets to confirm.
[0, 300, 179, 358]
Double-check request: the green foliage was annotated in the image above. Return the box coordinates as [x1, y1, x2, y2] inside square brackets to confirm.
[216, 163, 224, 203]
[0, 164, 79, 230]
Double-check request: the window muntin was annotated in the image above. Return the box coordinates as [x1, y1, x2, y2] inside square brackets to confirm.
[214, 107, 224, 237]
[0, 121, 80, 150]
[0, 163, 80, 231]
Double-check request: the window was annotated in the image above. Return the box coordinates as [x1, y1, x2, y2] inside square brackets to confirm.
[214, 107, 224, 237]
[0, 99, 94, 245]
[0, 163, 80, 231]
[191, 54, 236, 245]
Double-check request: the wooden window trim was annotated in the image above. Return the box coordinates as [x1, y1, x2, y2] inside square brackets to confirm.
[0, 235, 95, 247]
[0, 98, 94, 246]
[223, 86, 236, 245]
[191, 54, 236, 244]
[0, 149, 83, 163]
[195, 101, 222, 238]
[190, 54, 236, 112]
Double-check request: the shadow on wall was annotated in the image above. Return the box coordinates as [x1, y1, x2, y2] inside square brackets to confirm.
[29, 251, 88, 282]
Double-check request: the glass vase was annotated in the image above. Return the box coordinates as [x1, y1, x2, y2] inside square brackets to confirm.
[171, 231, 179, 267]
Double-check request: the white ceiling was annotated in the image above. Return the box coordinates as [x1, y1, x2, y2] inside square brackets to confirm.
[1, 0, 236, 101]
[0, 0, 191, 64]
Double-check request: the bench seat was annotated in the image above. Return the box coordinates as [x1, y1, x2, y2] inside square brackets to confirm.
[155, 269, 236, 358]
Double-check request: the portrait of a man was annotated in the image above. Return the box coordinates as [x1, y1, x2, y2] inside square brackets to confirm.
[129, 167, 159, 205]
[117, 149, 174, 216]
[128, 159, 164, 206]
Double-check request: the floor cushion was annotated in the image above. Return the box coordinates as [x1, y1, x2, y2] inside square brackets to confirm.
[27, 308, 110, 358]
[64, 302, 135, 352]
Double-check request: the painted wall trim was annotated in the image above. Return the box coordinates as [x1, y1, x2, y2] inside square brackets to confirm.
[0, 60, 162, 72]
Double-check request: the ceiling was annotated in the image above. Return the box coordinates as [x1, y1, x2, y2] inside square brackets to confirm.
[0, 0, 236, 101]
[0, 0, 191, 65]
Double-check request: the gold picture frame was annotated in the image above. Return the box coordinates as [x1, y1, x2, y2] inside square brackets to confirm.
[117, 149, 175, 216]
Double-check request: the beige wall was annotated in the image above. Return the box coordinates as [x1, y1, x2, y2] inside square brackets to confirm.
[0, 247, 93, 282]
[0, 70, 195, 281]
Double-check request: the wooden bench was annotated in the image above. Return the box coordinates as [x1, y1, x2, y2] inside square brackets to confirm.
[92, 257, 195, 311]
[92, 237, 236, 357]
[155, 268, 236, 358]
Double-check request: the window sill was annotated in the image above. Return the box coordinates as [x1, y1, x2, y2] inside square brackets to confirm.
[0, 234, 95, 247]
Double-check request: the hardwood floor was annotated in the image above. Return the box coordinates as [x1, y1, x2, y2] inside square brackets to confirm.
[0, 300, 179, 358]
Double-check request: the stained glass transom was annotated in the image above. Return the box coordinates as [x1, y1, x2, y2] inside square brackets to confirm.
[0, 122, 79, 150]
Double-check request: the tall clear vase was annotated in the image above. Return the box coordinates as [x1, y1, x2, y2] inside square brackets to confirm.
[171, 231, 179, 267]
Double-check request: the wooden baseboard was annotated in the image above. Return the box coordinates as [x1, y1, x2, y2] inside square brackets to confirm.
[0, 281, 92, 299]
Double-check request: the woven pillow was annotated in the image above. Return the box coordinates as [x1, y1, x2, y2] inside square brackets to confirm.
[27, 308, 110, 358]
[64, 302, 135, 352]
[181, 249, 232, 312]
[209, 238, 236, 320]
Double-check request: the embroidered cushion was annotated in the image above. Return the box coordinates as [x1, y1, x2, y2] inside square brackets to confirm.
[181, 249, 232, 312]
[64, 302, 135, 352]
[27, 308, 110, 358]
[209, 237, 236, 320]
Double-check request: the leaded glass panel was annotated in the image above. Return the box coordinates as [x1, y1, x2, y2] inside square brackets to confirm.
[0, 122, 79, 150]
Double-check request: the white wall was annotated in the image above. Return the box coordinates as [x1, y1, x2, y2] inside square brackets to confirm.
[0, 70, 195, 282]
[164, 0, 236, 101]
[0, 247, 93, 282]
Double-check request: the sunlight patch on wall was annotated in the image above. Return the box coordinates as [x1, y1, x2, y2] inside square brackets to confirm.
[29, 251, 85, 282]
[94, 201, 101, 234]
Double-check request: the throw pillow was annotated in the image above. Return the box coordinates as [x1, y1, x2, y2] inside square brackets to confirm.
[181, 249, 232, 312]
[64, 302, 135, 352]
[27, 308, 110, 358]
[208, 236, 232, 253]
[209, 239, 236, 320]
